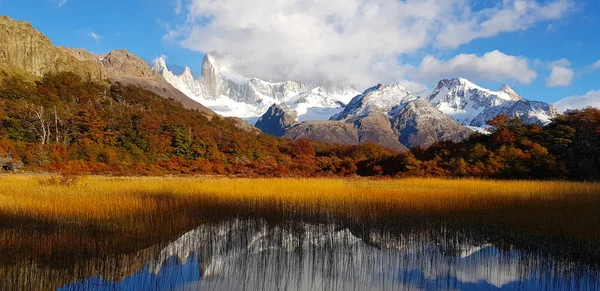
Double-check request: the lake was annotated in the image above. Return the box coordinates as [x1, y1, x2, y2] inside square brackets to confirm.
[2, 217, 599, 291]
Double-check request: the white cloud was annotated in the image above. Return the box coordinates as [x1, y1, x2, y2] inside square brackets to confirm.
[552, 58, 571, 67]
[88, 32, 100, 42]
[168, 0, 571, 88]
[57, 0, 67, 7]
[546, 65, 573, 87]
[592, 60, 600, 70]
[555, 90, 600, 112]
[411, 50, 537, 84]
[437, 0, 573, 48]
[172, 0, 182, 14]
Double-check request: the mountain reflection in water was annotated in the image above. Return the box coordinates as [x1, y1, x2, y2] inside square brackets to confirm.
[50, 219, 599, 291]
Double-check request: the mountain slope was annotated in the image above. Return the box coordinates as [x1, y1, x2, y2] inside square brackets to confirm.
[255, 103, 299, 137]
[391, 98, 472, 148]
[0, 16, 219, 118]
[421, 78, 559, 127]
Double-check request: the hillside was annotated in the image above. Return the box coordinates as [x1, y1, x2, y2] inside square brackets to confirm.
[0, 16, 214, 116]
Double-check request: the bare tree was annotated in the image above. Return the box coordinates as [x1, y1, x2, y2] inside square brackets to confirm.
[54, 105, 60, 143]
[19, 100, 51, 144]
[53, 105, 72, 145]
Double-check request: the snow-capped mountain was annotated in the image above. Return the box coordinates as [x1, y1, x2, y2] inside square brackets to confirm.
[420, 78, 559, 127]
[152, 53, 359, 122]
[331, 83, 417, 121]
[257, 83, 472, 150]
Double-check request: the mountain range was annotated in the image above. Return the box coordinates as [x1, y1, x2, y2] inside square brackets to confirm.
[0, 15, 560, 151]
[154, 54, 560, 150]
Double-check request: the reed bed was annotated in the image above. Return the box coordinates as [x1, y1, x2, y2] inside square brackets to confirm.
[0, 176, 598, 224]
[0, 176, 599, 271]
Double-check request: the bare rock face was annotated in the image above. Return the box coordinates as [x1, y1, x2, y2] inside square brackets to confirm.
[352, 112, 408, 151]
[391, 98, 472, 149]
[279, 111, 408, 152]
[101, 49, 156, 78]
[255, 103, 299, 137]
[198, 53, 222, 98]
[284, 121, 360, 145]
[0, 16, 104, 80]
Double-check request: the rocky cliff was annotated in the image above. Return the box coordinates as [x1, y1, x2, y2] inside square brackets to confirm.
[0, 16, 104, 81]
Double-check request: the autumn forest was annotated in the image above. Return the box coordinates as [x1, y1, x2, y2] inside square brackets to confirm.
[0, 72, 599, 180]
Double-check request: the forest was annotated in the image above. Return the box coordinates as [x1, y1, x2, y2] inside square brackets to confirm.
[0, 72, 598, 180]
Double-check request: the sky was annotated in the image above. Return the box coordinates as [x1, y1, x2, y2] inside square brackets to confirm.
[0, 0, 599, 109]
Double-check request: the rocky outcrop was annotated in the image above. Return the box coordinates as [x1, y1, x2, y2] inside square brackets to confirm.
[255, 103, 299, 136]
[284, 121, 361, 146]
[352, 112, 408, 151]
[101, 49, 156, 78]
[391, 98, 473, 148]
[499, 84, 522, 101]
[0, 16, 104, 80]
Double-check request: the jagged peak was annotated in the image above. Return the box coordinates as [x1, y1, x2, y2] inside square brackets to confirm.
[105, 49, 133, 57]
[202, 52, 221, 70]
[151, 56, 168, 72]
[437, 77, 478, 89]
[183, 66, 193, 76]
[499, 83, 513, 91]
[499, 83, 522, 101]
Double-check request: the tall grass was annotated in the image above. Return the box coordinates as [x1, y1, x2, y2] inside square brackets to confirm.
[1, 176, 599, 262]
[0, 176, 598, 223]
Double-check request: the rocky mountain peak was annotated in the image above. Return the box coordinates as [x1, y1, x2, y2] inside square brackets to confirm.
[499, 83, 523, 101]
[424, 77, 558, 127]
[391, 98, 473, 148]
[151, 56, 168, 74]
[199, 53, 222, 97]
[255, 103, 299, 137]
[331, 82, 416, 121]
[101, 49, 156, 78]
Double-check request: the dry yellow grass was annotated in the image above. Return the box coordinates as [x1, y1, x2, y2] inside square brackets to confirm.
[0, 175, 598, 224]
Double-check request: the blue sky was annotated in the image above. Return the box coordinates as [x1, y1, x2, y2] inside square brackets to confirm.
[0, 0, 599, 105]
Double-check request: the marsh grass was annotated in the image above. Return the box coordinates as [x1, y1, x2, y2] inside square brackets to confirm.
[0, 176, 599, 265]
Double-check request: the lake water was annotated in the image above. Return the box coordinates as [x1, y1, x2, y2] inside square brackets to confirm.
[3, 218, 597, 291]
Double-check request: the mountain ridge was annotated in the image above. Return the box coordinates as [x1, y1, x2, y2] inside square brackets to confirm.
[152, 54, 359, 122]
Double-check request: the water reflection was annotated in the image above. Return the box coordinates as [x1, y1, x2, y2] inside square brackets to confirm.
[50, 220, 600, 291]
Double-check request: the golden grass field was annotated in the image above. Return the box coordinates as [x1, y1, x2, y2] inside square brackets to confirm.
[0, 175, 598, 226]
